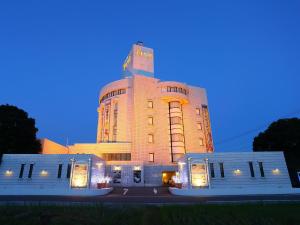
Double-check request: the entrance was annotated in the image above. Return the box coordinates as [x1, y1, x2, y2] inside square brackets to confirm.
[162, 171, 176, 186]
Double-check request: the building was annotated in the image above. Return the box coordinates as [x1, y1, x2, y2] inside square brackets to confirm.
[41, 42, 214, 186]
[170, 152, 298, 196]
[0, 154, 112, 196]
[0, 42, 296, 195]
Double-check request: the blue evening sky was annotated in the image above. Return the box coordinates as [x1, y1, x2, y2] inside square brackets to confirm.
[0, 0, 299, 152]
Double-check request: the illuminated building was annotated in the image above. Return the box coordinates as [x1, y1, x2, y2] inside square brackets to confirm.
[41, 42, 214, 186]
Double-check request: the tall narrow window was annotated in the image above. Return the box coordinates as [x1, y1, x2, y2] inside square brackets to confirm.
[197, 123, 202, 130]
[67, 163, 72, 179]
[28, 164, 34, 178]
[19, 164, 25, 178]
[196, 108, 201, 115]
[148, 116, 153, 125]
[148, 134, 154, 143]
[259, 162, 265, 177]
[148, 100, 153, 108]
[199, 138, 204, 146]
[57, 164, 63, 178]
[248, 162, 255, 177]
[209, 163, 215, 178]
[219, 162, 225, 178]
[149, 153, 154, 162]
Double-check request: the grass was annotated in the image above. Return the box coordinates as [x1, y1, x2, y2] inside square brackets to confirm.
[0, 203, 300, 225]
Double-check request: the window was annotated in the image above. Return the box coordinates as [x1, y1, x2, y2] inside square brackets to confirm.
[219, 162, 225, 178]
[149, 153, 154, 162]
[148, 100, 153, 108]
[148, 134, 154, 143]
[19, 164, 25, 178]
[169, 101, 181, 109]
[170, 116, 182, 125]
[67, 163, 72, 179]
[28, 164, 34, 178]
[259, 162, 265, 177]
[171, 133, 184, 142]
[199, 138, 204, 146]
[196, 108, 201, 115]
[209, 163, 215, 178]
[57, 164, 63, 178]
[197, 123, 202, 130]
[148, 116, 153, 125]
[248, 162, 255, 177]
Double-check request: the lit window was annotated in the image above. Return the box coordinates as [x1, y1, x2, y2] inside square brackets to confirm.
[148, 134, 154, 143]
[199, 138, 204, 146]
[148, 116, 153, 125]
[149, 153, 154, 162]
[148, 100, 153, 108]
[169, 101, 181, 109]
[197, 123, 202, 130]
[196, 108, 201, 115]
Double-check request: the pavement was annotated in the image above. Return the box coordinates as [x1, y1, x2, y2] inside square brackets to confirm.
[1, 187, 300, 205]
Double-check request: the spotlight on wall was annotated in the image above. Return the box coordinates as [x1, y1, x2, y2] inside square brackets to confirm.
[96, 162, 103, 168]
[133, 166, 141, 171]
[233, 169, 241, 175]
[5, 170, 13, 176]
[114, 166, 122, 171]
[272, 168, 280, 175]
[40, 170, 48, 176]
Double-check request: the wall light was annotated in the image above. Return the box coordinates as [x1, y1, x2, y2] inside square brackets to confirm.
[114, 166, 122, 171]
[96, 162, 103, 168]
[133, 166, 141, 171]
[233, 169, 242, 175]
[5, 170, 13, 176]
[40, 170, 48, 176]
[272, 168, 280, 175]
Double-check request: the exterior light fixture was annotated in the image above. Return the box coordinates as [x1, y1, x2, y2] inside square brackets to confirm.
[272, 168, 280, 175]
[133, 166, 141, 171]
[114, 166, 122, 171]
[96, 162, 103, 168]
[5, 169, 13, 176]
[40, 170, 48, 176]
[233, 169, 241, 175]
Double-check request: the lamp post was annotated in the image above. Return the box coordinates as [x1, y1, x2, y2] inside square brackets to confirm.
[204, 158, 211, 189]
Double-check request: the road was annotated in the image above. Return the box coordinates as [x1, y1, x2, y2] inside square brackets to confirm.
[1, 187, 300, 205]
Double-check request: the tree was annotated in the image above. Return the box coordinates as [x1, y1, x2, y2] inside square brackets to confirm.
[0, 104, 41, 162]
[253, 118, 300, 187]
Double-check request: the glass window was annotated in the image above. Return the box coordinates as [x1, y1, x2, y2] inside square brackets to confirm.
[28, 164, 34, 178]
[171, 133, 184, 142]
[196, 108, 201, 115]
[19, 164, 25, 178]
[199, 138, 204, 146]
[169, 101, 181, 109]
[170, 116, 182, 125]
[191, 163, 208, 187]
[57, 164, 63, 178]
[197, 123, 202, 130]
[219, 162, 225, 178]
[148, 100, 153, 108]
[149, 153, 154, 162]
[249, 162, 255, 177]
[259, 162, 265, 177]
[148, 116, 153, 125]
[148, 134, 154, 143]
[209, 163, 215, 178]
[67, 164, 71, 179]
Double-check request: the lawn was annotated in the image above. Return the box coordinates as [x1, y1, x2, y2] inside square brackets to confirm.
[0, 203, 299, 225]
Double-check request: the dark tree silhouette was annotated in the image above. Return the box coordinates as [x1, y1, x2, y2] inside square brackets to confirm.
[0, 104, 41, 161]
[253, 118, 300, 187]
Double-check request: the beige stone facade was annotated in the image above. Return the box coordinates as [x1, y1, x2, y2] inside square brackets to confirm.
[42, 43, 214, 166]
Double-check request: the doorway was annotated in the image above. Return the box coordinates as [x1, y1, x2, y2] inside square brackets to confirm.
[162, 171, 176, 186]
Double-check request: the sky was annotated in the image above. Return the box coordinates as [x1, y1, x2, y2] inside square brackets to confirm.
[0, 0, 299, 152]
